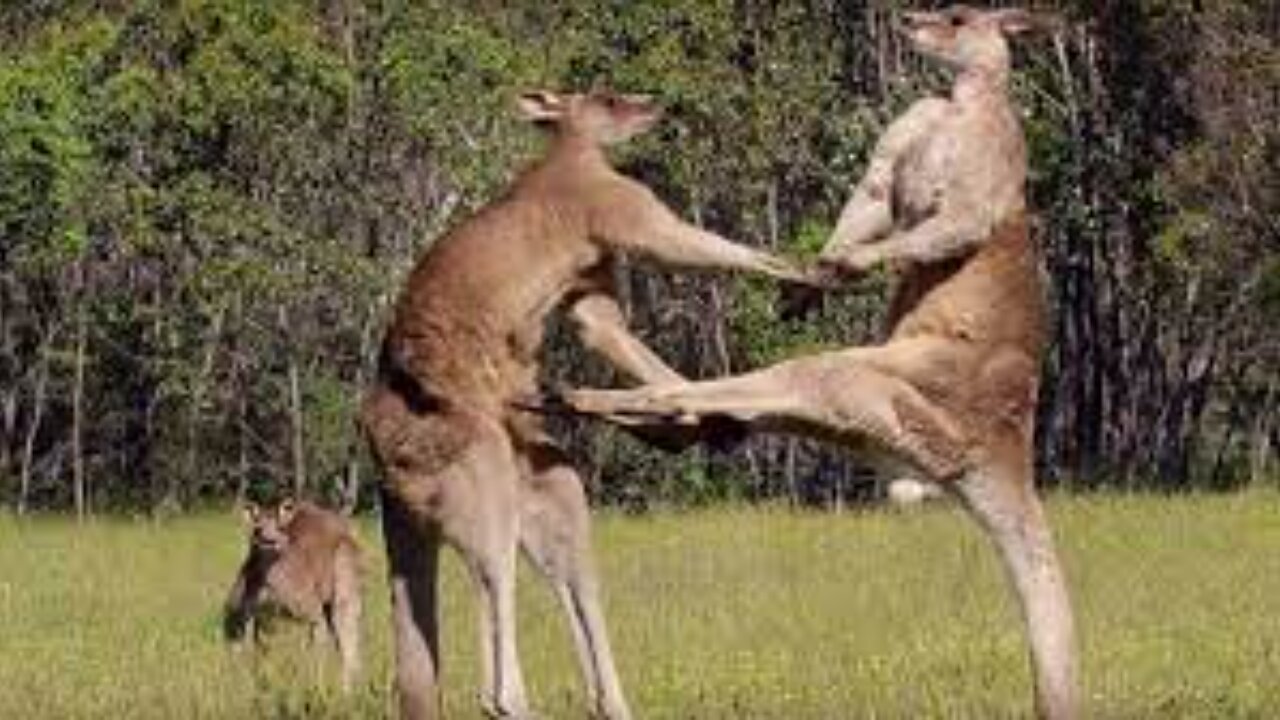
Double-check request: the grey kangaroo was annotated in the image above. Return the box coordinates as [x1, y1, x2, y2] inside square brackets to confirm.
[360, 89, 809, 719]
[548, 8, 1078, 719]
[224, 499, 363, 690]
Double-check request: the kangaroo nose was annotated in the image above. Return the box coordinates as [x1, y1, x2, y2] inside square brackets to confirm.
[898, 11, 936, 34]
[624, 94, 663, 117]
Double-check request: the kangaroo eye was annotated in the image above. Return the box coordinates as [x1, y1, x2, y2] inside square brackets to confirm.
[949, 15, 965, 28]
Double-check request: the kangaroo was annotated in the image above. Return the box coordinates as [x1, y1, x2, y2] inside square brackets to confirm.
[359, 89, 807, 720]
[545, 8, 1078, 719]
[224, 499, 363, 690]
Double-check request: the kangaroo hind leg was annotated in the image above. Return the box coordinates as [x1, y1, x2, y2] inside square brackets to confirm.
[951, 462, 1079, 720]
[518, 442, 631, 720]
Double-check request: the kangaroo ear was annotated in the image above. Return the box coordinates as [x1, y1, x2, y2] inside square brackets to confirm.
[276, 498, 297, 525]
[516, 90, 567, 122]
[240, 502, 260, 526]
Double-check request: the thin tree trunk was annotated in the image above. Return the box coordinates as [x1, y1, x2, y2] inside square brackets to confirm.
[0, 275, 14, 488]
[231, 291, 250, 504]
[176, 306, 225, 509]
[342, 315, 376, 513]
[280, 306, 307, 499]
[236, 389, 250, 504]
[1248, 378, 1275, 486]
[0, 387, 13, 493]
[785, 440, 799, 508]
[765, 179, 800, 506]
[147, 283, 164, 507]
[290, 359, 305, 497]
[1250, 421, 1274, 486]
[72, 261, 88, 520]
[19, 343, 51, 515]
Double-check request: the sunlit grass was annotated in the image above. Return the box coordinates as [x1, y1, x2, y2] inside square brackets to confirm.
[0, 490, 1277, 718]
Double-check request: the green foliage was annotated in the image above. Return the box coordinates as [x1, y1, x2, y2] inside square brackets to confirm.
[1257, 258, 1280, 314]
[730, 276, 833, 368]
[789, 218, 834, 259]
[1, 1, 1275, 509]
[380, 3, 549, 201]
[0, 20, 110, 268]
[302, 367, 360, 498]
[1153, 209, 1213, 271]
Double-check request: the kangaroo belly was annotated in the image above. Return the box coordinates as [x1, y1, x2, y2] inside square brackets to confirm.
[879, 215, 1045, 451]
[889, 214, 1044, 354]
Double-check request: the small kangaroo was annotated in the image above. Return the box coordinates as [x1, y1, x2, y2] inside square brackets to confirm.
[224, 499, 363, 690]
[360, 89, 807, 720]
[549, 8, 1078, 720]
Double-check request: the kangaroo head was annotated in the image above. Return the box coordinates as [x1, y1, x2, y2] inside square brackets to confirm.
[516, 90, 663, 146]
[242, 498, 298, 555]
[900, 5, 1046, 74]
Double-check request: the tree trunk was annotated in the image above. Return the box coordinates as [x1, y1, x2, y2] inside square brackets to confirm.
[281, 306, 307, 499]
[342, 314, 377, 513]
[236, 388, 250, 504]
[0, 272, 13, 489]
[231, 291, 250, 504]
[1248, 378, 1276, 486]
[19, 345, 51, 515]
[290, 359, 305, 497]
[146, 283, 164, 507]
[765, 179, 800, 505]
[0, 386, 14, 495]
[72, 260, 88, 520]
[174, 306, 225, 510]
[785, 440, 799, 508]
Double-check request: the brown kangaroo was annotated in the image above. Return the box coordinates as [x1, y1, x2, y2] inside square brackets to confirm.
[359, 90, 807, 720]
[224, 499, 363, 690]
[549, 8, 1078, 719]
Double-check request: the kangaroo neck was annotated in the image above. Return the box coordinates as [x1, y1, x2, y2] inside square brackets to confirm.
[952, 64, 1011, 106]
[547, 131, 608, 167]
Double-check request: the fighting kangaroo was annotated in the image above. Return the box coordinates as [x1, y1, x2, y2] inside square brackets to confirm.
[224, 499, 363, 690]
[547, 8, 1078, 719]
[360, 90, 806, 720]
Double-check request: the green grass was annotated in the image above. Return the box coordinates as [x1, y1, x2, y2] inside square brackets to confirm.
[1, 491, 1278, 718]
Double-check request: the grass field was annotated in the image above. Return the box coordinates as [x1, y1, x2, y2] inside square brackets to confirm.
[1, 491, 1277, 719]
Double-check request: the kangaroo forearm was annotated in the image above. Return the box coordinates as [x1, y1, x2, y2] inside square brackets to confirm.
[594, 332, 686, 386]
[651, 225, 804, 282]
[820, 193, 894, 263]
[593, 179, 804, 283]
[571, 294, 685, 385]
[222, 572, 252, 640]
[224, 603, 251, 641]
[880, 216, 984, 264]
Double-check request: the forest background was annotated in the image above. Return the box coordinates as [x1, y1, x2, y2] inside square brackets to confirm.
[1, 0, 1276, 514]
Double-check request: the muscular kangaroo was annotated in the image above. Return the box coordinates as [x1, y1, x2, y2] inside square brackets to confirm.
[549, 8, 1078, 719]
[360, 90, 806, 720]
[224, 499, 363, 690]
